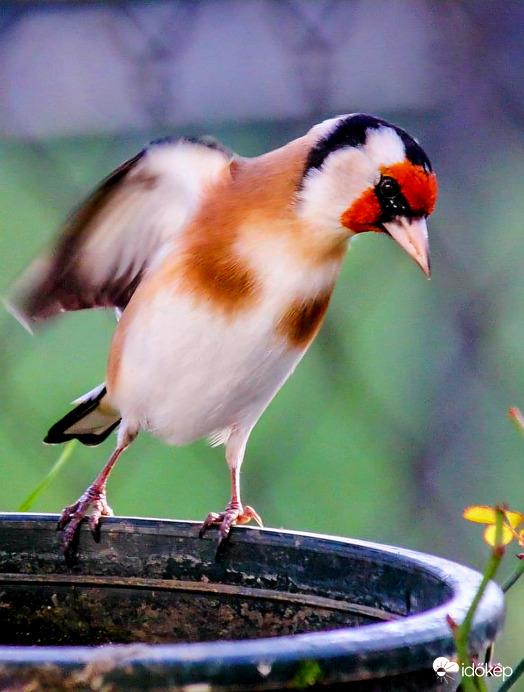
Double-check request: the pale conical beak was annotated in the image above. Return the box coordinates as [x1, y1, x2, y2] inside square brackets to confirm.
[382, 216, 431, 277]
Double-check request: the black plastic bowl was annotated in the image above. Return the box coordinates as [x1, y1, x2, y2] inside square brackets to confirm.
[0, 513, 504, 690]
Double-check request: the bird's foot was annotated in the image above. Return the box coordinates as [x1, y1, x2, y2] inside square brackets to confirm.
[57, 485, 113, 565]
[199, 502, 263, 558]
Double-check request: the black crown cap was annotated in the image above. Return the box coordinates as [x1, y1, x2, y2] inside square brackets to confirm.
[304, 114, 432, 176]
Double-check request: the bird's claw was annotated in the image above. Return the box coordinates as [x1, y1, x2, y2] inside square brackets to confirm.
[57, 486, 113, 565]
[199, 503, 263, 559]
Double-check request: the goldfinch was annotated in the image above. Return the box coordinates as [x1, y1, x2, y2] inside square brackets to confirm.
[9, 114, 437, 561]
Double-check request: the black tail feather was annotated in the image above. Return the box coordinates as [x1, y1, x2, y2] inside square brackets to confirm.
[44, 384, 121, 447]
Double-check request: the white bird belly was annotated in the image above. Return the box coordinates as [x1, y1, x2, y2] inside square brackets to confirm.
[109, 288, 302, 445]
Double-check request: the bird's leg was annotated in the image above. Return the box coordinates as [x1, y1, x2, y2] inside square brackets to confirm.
[199, 426, 263, 550]
[199, 465, 263, 541]
[57, 428, 136, 563]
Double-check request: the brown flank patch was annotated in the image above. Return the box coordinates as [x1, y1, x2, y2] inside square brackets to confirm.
[277, 291, 333, 347]
[180, 232, 259, 317]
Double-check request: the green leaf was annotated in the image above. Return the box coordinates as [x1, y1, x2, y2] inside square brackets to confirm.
[18, 440, 78, 511]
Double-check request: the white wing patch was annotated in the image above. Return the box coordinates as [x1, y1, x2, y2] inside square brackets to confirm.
[82, 141, 232, 287]
[8, 138, 234, 323]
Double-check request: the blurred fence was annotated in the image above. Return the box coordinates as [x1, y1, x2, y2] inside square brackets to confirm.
[0, 0, 522, 673]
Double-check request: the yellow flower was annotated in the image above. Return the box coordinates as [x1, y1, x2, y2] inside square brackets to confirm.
[463, 505, 524, 547]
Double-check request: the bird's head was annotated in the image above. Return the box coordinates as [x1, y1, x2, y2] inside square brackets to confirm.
[299, 114, 437, 276]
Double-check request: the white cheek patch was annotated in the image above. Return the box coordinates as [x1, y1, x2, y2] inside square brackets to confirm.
[298, 125, 406, 232]
[364, 127, 405, 168]
[298, 146, 375, 232]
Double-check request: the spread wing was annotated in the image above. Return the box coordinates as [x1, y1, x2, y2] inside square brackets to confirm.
[7, 137, 234, 326]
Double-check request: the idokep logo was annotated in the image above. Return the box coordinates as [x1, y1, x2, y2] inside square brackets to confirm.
[433, 657, 513, 683]
[461, 662, 513, 682]
[433, 657, 459, 682]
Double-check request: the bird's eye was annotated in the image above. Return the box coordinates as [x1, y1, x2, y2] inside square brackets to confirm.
[379, 177, 400, 198]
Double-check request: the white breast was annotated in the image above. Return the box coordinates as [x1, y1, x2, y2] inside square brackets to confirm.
[109, 226, 342, 446]
[110, 290, 302, 445]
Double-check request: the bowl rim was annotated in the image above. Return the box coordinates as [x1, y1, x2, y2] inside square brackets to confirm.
[0, 512, 505, 685]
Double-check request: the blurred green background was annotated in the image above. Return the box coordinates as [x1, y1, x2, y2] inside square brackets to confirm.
[0, 0, 522, 682]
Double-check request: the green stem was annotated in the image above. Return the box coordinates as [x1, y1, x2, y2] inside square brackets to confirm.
[18, 440, 78, 511]
[497, 657, 524, 692]
[501, 558, 524, 594]
[455, 510, 505, 692]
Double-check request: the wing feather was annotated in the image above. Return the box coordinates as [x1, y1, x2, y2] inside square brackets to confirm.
[8, 137, 234, 323]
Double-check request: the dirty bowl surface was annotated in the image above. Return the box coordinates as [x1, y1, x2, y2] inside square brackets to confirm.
[0, 513, 504, 690]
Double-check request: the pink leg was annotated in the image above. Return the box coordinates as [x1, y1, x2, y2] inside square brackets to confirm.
[199, 426, 263, 549]
[57, 428, 136, 562]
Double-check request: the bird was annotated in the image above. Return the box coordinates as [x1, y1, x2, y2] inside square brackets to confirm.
[8, 114, 437, 563]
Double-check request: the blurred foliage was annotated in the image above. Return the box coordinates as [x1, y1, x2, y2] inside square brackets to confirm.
[0, 92, 522, 692]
